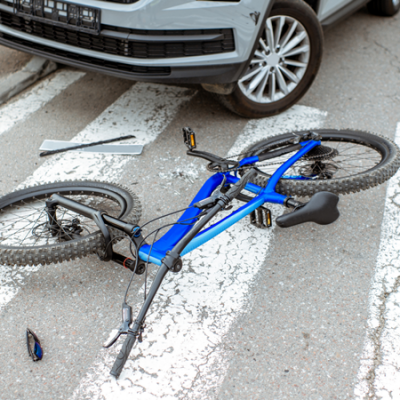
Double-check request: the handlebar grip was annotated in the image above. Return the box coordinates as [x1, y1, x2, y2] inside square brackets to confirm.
[224, 169, 258, 201]
[110, 332, 136, 378]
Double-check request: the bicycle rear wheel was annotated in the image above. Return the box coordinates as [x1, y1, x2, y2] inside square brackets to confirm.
[241, 129, 400, 196]
[0, 181, 141, 266]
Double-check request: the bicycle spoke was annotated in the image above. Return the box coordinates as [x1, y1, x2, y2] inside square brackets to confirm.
[5, 221, 37, 243]
[0, 191, 122, 247]
[254, 139, 384, 180]
[20, 207, 47, 245]
[0, 209, 44, 224]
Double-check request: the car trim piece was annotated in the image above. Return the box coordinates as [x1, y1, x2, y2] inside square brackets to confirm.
[100, 29, 224, 42]
[0, 23, 239, 67]
[0, 34, 244, 83]
[320, 0, 370, 30]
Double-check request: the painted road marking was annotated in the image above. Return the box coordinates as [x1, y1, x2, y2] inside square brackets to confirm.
[0, 82, 196, 312]
[0, 70, 85, 136]
[354, 123, 400, 400]
[71, 105, 327, 400]
[24, 82, 195, 185]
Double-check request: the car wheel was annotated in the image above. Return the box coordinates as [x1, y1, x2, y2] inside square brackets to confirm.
[215, 0, 323, 119]
[367, 0, 400, 16]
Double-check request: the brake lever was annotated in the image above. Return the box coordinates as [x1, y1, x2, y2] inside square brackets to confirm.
[215, 175, 227, 196]
[193, 175, 232, 210]
[103, 303, 132, 348]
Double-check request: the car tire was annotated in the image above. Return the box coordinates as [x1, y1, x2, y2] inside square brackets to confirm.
[215, 0, 323, 119]
[367, 0, 400, 16]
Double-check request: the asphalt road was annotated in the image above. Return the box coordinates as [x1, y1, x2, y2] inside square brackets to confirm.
[0, 45, 31, 79]
[0, 6, 400, 400]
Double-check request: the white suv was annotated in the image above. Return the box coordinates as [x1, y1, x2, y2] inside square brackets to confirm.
[0, 0, 398, 117]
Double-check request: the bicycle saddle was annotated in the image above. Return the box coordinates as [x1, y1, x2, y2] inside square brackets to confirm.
[276, 192, 340, 228]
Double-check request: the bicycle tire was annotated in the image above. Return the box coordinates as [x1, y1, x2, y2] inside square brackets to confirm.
[0, 181, 141, 266]
[240, 129, 400, 196]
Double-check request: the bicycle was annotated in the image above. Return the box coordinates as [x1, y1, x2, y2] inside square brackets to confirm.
[0, 128, 399, 378]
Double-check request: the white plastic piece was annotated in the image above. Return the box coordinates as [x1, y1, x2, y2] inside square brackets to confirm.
[39, 140, 143, 155]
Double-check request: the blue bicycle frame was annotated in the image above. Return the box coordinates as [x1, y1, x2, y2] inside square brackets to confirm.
[139, 139, 321, 265]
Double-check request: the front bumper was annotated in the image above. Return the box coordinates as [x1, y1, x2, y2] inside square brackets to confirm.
[0, 31, 242, 83]
[0, 0, 272, 83]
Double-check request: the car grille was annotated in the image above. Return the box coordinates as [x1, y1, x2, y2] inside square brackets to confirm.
[0, 0, 139, 6]
[0, 10, 235, 59]
[0, 32, 171, 75]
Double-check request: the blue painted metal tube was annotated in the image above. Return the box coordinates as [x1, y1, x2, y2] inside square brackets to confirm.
[139, 140, 321, 265]
[239, 155, 259, 166]
[138, 173, 224, 264]
[224, 174, 263, 195]
[138, 176, 267, 265]
[180, 195, 265, 256]
[265, 140, 320, 192]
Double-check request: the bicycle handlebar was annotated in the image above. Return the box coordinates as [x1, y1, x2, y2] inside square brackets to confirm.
[110, 169, 258, 379]
[110, 331, 137, 378]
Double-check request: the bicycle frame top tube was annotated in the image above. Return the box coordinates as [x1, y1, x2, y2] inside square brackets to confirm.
[139, 140, 320, 265]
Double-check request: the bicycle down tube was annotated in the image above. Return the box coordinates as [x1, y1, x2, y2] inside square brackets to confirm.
[138, 139, 320, 265]
[44, 137, 322, 378]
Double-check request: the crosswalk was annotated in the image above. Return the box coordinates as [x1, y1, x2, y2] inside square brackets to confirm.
[0, 67, 399, 399]
[355, 123, 400, 400]
[24, 82, 195, 184]
[71, 105, 327, 400]
[0, 70, 85, 136]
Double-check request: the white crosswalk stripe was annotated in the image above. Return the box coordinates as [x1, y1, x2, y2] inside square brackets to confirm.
[71, 105, 327, 400]
[0, 82, 196, 312]
[0, 70, 85, 136]
[354, 123, 400, 400]
[23, 82, 196, 184]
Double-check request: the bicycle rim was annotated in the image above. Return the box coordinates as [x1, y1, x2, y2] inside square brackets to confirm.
[0, 181, 141, 266]
[241, 129, 400, 196]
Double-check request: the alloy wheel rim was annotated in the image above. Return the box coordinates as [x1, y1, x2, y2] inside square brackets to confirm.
[238, 15, 311, 104]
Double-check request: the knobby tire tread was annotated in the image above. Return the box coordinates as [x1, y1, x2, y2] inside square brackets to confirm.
[0, 180, 141, 266]
[242, 129, 400, 196]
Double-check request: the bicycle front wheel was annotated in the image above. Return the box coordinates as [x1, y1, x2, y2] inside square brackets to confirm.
[241, 129, 400, 196]
[0, 181, 141, 266]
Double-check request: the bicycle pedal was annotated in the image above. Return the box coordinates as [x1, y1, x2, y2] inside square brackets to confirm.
[250, 206, 272, 229]
[183, 127, 196, 150]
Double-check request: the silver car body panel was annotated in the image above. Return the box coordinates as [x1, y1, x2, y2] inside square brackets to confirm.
[0, 0, 370, 83]
[318, 0, 350, 20]
[0, 0, 271, 67]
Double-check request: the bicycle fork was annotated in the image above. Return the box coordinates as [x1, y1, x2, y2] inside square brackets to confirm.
[110, 198, 226, 378]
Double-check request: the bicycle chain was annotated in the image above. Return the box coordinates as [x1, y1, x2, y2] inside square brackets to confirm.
[207, 160, 284, 174]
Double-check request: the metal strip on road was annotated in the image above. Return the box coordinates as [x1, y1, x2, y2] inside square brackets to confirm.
[354, 123, 400, 400]
[0, 69, 85, 136]
[23, 82, 195, 185]
[71, 105, 327, 400]
[39, 140, 143, 155]
[0, 82, 196, 312]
